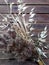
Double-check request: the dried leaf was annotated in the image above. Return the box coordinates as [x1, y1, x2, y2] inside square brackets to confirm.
[31, 8, 35, 12]
[17, 0, 23, 3]
[30, 27, 35, 31]
[29, 14, 35, 18]
[44, 26, 47, 31]
[23, 6, 28, 11]
[38, 38, 46, 42]
[4, 0, 8, 4]
[29, 19, 34, 22]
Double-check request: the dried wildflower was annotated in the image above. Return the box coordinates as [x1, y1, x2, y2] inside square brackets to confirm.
[0, 0, 48, 65]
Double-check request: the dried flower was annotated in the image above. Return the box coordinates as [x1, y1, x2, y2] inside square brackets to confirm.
[0, 0, 48, 65]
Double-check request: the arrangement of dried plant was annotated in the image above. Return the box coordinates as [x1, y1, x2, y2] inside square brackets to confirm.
[0, 0, 48, 65]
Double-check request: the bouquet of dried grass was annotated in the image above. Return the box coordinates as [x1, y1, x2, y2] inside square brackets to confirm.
[0, 0, 48, 65]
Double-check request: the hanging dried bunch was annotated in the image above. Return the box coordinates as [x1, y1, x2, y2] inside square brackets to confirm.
[0, 0, 48, 65]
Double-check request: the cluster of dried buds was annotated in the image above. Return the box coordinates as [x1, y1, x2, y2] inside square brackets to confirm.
[0, 0, 48, 65]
